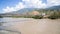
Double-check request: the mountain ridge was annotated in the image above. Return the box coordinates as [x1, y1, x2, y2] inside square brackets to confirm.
[1, 5, 60, 17]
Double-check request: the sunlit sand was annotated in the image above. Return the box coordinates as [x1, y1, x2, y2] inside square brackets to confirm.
[2, 18, 60, 34]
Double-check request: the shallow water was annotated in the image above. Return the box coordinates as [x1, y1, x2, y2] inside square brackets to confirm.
[0, 17, 34, 34]
[0, 17, 60, 34]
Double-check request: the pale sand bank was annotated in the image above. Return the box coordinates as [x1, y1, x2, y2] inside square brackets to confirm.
[2, 19, 60, 34]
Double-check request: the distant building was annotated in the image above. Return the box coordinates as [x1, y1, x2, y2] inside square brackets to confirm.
[42, 13, 50, 18]
[42, 13, 46, 16]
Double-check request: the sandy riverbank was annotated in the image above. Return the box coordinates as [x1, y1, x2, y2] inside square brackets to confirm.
[2, 19, 60, 34]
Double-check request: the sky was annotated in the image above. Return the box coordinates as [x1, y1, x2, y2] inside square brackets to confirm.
[0, 0, 60, 13]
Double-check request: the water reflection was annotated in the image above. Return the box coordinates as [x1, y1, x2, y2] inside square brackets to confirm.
[0, 30, 21, 34]
[0, 17, 33, 34]
[0, 18, 4, 26]
[0, 17, 21, 34]
[0, 26, 21, 34]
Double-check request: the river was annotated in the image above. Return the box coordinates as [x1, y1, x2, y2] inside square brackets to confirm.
[0, 17, 60, 34]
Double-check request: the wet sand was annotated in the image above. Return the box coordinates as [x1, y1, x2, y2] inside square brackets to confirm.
[2, 19, 60, 34]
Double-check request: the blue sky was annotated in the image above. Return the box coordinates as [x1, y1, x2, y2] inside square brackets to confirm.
[0, 0, 21, 13]
[0, 0, 60, 13]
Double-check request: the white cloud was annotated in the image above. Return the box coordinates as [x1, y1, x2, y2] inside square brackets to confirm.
[3, 2, 25, 13]
[15, 2, 25, 10]
[3, 0, 60, 13]
[22, 0, 60, 8]
[47, 0, 60, 7]
[3, 6, 16, 13]
[22, 0, 47, 8]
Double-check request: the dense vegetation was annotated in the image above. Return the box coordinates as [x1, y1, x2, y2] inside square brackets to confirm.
[11, 9, 60, 19]
[48, 11, 60, 19]
[32, 15, 43, 19]
[34, 9, 60, 19]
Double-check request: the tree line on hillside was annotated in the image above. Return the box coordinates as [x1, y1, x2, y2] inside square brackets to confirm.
[23, 9, 60, 19]
[35, 9, 60, 19]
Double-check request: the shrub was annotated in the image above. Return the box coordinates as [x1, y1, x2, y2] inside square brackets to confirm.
[48, 12, 60, 19]
[32, 15, 43, 19]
